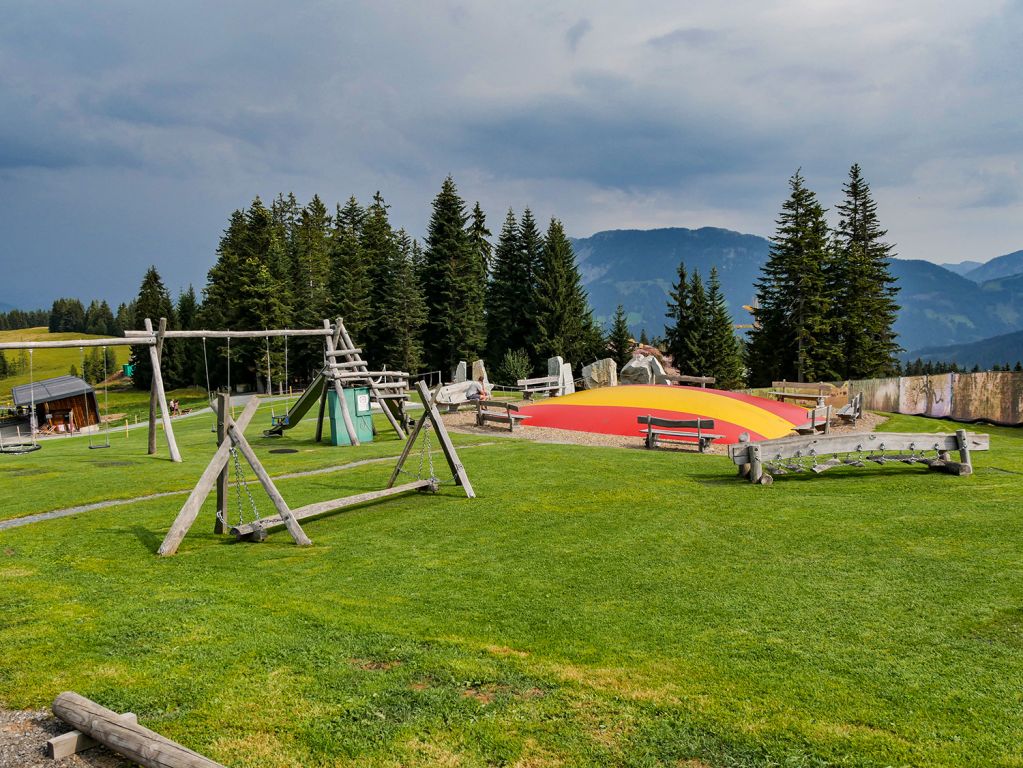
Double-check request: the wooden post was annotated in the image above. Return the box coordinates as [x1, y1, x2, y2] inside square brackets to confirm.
[52, 692, 226, 768]
[322, 319, 359, 446]
[393, 381, 476, 497]
[214, 392, 229, 534]
[144, 318, 181, 463]
[387, 405, 429, 488]
[227, 423, 312, 546]
[314, 386, 328, 443]
[337, 318, 406, 439]
[147, 318, 166, 455]
[749, 443, 764, 484]
[157, 398, 260, 556]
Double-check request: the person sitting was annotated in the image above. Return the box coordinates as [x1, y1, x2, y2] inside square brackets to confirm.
[465, 377, 488, 402]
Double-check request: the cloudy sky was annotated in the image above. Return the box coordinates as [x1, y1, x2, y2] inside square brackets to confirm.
[2, 1, 1021, 309]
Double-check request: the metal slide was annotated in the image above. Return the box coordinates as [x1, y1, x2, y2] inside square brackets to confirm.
[263, 371, 327, 436]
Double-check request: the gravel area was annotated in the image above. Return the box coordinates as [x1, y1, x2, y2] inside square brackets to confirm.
[0, 708, 131, 767]
[443, 404, 889, 454]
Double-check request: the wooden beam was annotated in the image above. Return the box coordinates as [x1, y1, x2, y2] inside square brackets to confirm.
[416, 380, 475, 497]
[387, 402, 429, 488]
[227, 423, 312, 546]
[0, 337, 152, 350]
[124, 328, 332, 339]
[145, 318, 181, 463]
[52, 692, 226, 768]
[336, 319, 406, 439]
[728, 431, 990, 466]
[48, 712, 137, 759]
[148, 318, 166, 456]
[230, 480, 435, 538]
[214, 392, 229, 534]
[322, 319, 359, 446]
[157, 398, 260, 556]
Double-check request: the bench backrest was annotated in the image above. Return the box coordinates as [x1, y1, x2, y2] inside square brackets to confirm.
[478, 400, 521, 413]
[771, 380, 837, 395]
[637, 415, 714, 430]
[517, 376, 559, 387]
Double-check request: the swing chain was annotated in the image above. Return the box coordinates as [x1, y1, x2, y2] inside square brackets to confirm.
[229, 445, 261, 525]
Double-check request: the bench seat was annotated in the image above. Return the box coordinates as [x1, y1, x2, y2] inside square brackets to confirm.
[637, 415, 721, 452]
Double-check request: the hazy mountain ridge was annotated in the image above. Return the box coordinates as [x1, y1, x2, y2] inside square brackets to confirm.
[964, 250, 1023, 283]
[570, 228, 1023, 353]
[908, 328, 1023, 368]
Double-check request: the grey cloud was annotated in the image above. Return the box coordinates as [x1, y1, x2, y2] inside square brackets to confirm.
[566, 19, 592, 52]
[647, 27, 721, 49]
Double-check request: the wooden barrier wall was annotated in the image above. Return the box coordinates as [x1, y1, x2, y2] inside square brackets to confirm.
[849, 371, 1023, 425]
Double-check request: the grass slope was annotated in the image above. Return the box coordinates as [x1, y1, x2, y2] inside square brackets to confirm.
[0, 412, 1021, 766]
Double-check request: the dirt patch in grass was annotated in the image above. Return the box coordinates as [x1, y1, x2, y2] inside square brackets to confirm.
[349, 658, 403, 671]
[484, 644, 529, 658]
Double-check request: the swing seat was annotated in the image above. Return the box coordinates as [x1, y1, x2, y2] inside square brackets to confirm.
[271, 415, 290, 427]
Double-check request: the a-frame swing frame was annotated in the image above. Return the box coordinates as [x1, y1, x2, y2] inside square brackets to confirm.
[157, 381, 474, 556]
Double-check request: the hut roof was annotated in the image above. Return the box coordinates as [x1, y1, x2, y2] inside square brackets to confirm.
[12, 375, 94, 407]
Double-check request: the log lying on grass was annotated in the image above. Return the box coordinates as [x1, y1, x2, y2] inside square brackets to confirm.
[52, 692, 225, 768]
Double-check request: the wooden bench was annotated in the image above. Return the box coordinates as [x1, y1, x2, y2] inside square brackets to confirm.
[663, 374, 716, 388]
[637, 415, 723, 452]
[476, 400, 531, 431]
[836, 392, 863, 424]
[517, 375, 561, 399]
[729, 430, 990, 484]
[769, 381, 845, 407]
[793, 404, 832, 435]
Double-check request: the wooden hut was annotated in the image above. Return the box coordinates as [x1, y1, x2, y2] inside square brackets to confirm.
[11, 376, 100, 434]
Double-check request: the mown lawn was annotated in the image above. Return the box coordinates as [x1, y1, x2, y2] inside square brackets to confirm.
[0, 410, 1021, 767]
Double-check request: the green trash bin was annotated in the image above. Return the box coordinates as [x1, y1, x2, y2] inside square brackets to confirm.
[328, 387, 374, 446]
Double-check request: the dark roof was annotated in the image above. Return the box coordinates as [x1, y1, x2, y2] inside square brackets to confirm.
[12, 375, 94, 407]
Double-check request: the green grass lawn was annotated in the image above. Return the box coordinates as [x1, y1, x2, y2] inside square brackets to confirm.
[1, 409, 1021, 767]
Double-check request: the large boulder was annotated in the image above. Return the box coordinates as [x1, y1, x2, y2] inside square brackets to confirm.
[560, 362, 575, 395]
[472, 359, 489, 386]
[582, 358, 618, 389]
[452, 360, 467, 384]
[621, 355, 671, 385]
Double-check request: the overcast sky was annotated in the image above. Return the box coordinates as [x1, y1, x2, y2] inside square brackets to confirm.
[2, 1, 1021, 309]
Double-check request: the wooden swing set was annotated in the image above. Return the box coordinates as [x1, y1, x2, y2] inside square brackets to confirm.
[157, 380, 474, 555]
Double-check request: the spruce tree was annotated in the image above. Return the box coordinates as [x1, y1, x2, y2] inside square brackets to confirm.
[464, 202, 491, 363]
[129, 267, 178, 390]
[607, 304, 634, 372]
[664, 261, 691, 373]
[329, 198, 372, 344]
[533, 218, 600, 368]
[378, 230, 428, 373]
[361, 192, 400, 363]
[421, 176, 479, 375]
[704, 268, 745, 389]
[683, 271, 710, 376]
[747, 170, 837, 385]
[485, 209, 521, 369]
[833, 164, 901, 378]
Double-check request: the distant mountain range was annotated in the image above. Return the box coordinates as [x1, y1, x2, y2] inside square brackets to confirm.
[942, 260, 984, 277]
[962, 250, 1023, 283]
[570, 227, 1023, 360]
[909, 329, 1023, 368]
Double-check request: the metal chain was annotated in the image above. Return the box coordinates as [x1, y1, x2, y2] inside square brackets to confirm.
[231, 445, 261, 524]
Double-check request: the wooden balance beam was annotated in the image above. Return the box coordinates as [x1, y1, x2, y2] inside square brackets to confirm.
[230, 479, 438, 539]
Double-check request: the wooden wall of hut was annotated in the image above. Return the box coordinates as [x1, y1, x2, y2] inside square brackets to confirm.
[38, 392, 100, 431]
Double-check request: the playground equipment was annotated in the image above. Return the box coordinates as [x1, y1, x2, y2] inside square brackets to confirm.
[50, 692, 224, 767]
[728, 429, 990, 484]
[518, 385, 810, 443]
[158, 381, 473, 555]
[0, 348, 40, 454]
[263, 319, 410, 442]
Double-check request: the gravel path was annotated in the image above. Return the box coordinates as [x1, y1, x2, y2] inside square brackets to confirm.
[0, 708, 130, 767]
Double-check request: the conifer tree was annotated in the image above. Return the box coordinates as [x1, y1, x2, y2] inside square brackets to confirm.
[533, 218, 600, 367]
[664, 261, 691, 373]
[361, 192, 401, 363]
[832, 164, 901, 378]
[378, 230, 428, 373]
[747, 170, 837, 385]
[704, 268, 745, 389]
[485, 209, 521, 369]
[329, 198, 372, 344]
[421, 177, 479, 374]
[464, 202, 491, 363]
[683, 271, 710, 375]
[129, 266, 178, 390]
[607, 304, 634, 372]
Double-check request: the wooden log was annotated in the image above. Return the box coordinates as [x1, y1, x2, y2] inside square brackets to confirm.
[727, 432, 990, 465]
[336, 318, 406, 439]
[214, 393, 229, 534]
[227, 423, 311, 546]
[157, 398, 260, 556]
[124, 328, 331, 339]
[147, 318, 165, 456]
[52, 692, 226, 768]
[0, 337, 152, 350]
[230, 479, 436, 537]
[956, 428, 972, 467]
[48, 712, 137, 758]
[749, 443, 764, 484]
[324, 348, 363, 357]
[387, 404, 429, 488]
[145, 318, 181, 463]
[416, 380, 475, 497]
[322, 319, 359, 446]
